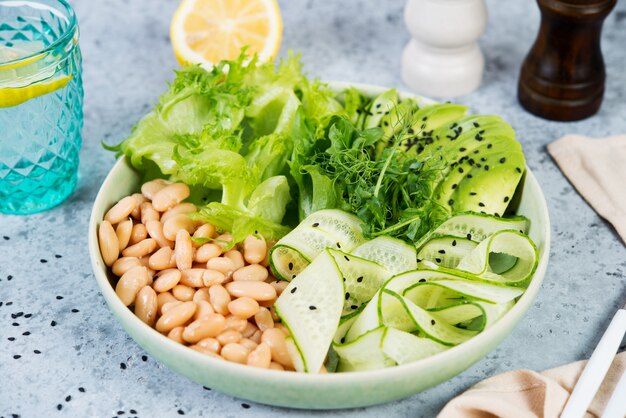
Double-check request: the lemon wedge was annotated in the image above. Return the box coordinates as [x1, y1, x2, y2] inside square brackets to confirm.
[170, 0, 283, 67]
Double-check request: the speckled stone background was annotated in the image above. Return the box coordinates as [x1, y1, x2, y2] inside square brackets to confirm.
[2, 0, 626, 416]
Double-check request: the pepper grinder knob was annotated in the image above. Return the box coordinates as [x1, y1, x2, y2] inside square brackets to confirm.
[518, 0, 617, 121]
[401, 0, 487, 98]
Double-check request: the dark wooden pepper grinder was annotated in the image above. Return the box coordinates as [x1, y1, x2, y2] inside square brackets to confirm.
[518, 0, 616, 121]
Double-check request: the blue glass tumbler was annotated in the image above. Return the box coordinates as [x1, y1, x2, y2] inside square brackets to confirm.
[0, 0, 83, 214]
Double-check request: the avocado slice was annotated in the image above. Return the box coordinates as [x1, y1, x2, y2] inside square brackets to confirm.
[363, 89, 399, 130]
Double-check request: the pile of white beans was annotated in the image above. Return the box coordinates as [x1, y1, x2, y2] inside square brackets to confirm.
[97, 179, 297, 371]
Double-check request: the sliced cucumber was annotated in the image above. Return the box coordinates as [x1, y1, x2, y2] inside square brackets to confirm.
[416, 235, 477, 268]
[328, 248, 392, 317]
[382, 328, 448, 365]
[456, 230, 539, 287]
[270, 209, 366, 281]
[334, 327, 394, 372]
[416, 212, 530, 248]
[403, 277, 524, 304]
[269, 245, 311, 281]
[381, 290, 477, 346]
[274, 250, 344, 373]
[351, 236, 417, 274]
[344, 293, 381, 343]
[333, 312, 361, 344]
[427, 302, 485, 326]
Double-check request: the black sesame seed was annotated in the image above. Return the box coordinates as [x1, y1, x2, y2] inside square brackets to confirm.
[291, 274, 296, 279]
[12, 322, 19, 326]
[383, 121, 389, 127]
[312, 222, 319, 227]
[356, 276, 363, 283]
[458, 167, 464, 173]
[473, 122, 480, 128]
[435, 258, 442, 263]
[495, 213, 500, 217]
[504, 196, 510, 202]
[3, 235, 9, 240]
[117, 411, 124, 415]
[416, 258, 422, 263]
[448, 199, 454, 205]
[7, 275, 13, 281]
[481, 157, 486, 162]
[120, 362, 127, 370]
[50, 320, 57, 326]
[130, 410, 137, 415]
[467, 233, 472, 240]
[340, 337, 345, 343]
[202, 386, 211, 391]
[418, 279, 426, 283]
[8, 337, 15, 341]
[470, 192, 477, 196]
[452, 240, 457, 247]
[459, 147, 466, 152]
[66, 395, 72, 402]
[345, 293, 350, 300]
[309, 305, 317, 310]
[34, 350, 41, 354]
[467, 174, 473, 179]
[484, 165, 489, 171]
[408, 128, 414, 134]
[13, 355, 21, 359]
[57, 404, 63, 411]
[290, 287, 297, 294]
[6, 301, 12, 305]
[241, 404, 251, 409]
[438, 250, 445, 254]
[22, 331, 30, 336]
[431, 319, 436, 325]
[516, 167, 522, 173]
[55, 254, 62, 259]
[451, 184, 457, 190]
[376, 103, 381, 108]
[142, 355, 148, 361]
[56, 295, 63, 300]
[288, 262, 293, 271]
[40, 259, 47, 263]
[478, 202, 485, 207]
[24, 313, 32, 318]
[177, 410, 185, 415]
[78, 387, 85, 393]
[344, 255, 350, 262]
[500, 157, 506, 163]
[71, 309, 79, 313]
[488, 144, 493, 149]
[351, 305, 358, 310]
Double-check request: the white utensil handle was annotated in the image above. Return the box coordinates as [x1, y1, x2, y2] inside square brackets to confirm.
[561, 309, 626, 418]
[602, 366, 626, 418]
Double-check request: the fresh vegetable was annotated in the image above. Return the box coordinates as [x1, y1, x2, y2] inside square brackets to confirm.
[273, 210, 538, 373]
[108, 53, 527, 248]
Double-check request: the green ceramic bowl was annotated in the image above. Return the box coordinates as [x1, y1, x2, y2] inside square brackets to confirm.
[88, 83, 551, 409]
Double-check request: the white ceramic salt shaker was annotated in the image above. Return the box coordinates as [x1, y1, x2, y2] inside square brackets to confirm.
[401, 0, 487, 98]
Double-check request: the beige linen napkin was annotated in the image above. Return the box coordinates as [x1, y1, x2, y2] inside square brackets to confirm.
[547, 134, 626, 244]
[438, 352, 626, 418]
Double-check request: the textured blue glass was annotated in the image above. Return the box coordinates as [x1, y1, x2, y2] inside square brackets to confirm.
[0, 0, 83, 214]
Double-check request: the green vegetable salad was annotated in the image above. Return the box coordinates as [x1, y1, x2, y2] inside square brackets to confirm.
[108, 52, 538, 373]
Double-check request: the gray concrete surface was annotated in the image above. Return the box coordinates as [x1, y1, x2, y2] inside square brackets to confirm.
[1, 0, 626, 416]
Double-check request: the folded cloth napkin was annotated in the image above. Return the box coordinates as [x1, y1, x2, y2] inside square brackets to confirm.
[547, 134, 626, 244]
[438, 352, 626, 418]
